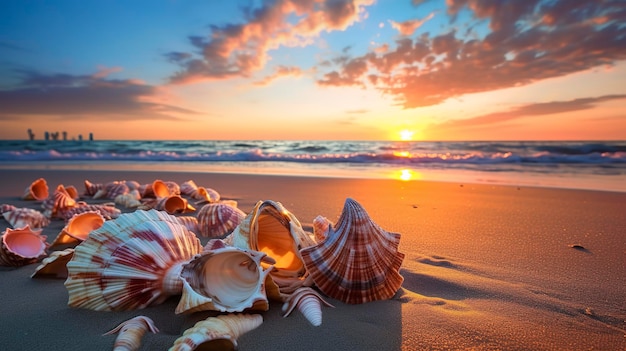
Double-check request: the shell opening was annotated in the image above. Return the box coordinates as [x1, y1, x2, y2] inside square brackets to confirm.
[4, 231, 45, 257]
[256, 210, 301, 273]
[202, 252, 261, 308]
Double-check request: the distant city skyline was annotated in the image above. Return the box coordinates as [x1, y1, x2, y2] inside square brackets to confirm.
[1, 0, 625, 141]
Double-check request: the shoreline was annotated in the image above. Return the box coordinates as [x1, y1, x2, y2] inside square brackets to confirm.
[1, 169, 624, 350]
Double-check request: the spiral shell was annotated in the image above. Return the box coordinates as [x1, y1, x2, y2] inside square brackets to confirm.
[103, 316, 159, 351]
[31, 248, 75, 278]
[2, 207, 50, 229]
[196, 202, 245, 238]
[312, 215, 332, 243]
[84, 180, 104, 196]
[300, 198, 405, 304]
[115, 190, 142, 208]
[64, 210, 203, 311]
[0, 225, 49, 267]
[154, 195, 196, 214]
[51, 211, 105, 247]
[41, 184, 77, 219]
[168, 314, 262, 351]
[282, 287, 334, 327]
[22, 178, 49, 201]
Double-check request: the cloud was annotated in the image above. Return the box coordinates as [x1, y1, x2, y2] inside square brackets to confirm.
[316, 0, 626, 109]
[166, 0, 374, 84]
[0, 69, 196, 121]
[253, 65, 304, 86]
[389, 12, 435, 36]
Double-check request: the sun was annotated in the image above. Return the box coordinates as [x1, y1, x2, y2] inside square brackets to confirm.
[399, 129, 414, 141]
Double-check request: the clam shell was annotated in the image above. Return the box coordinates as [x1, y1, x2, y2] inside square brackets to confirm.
[299, 198, 405, 304]
[0, 225, 49, 267]
[168, 314, 262, 351]
[51, 210, 105, 247]
[196, 202, 245, 238]
[64, 210, 203, 311]
[31, 248, 75, 278]
[22, 178, 49, 201]
[103, 316, 159, 351]
[175, 246, 273, 314]
[223, 200, 316, 285]
[2, 207, 50, 229]
[282, 287, 334, 327]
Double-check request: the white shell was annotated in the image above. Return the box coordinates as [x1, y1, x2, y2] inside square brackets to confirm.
[103, 316, 159, 351]
[168, 314, 262, 351]
[282, 287, 334, 327]
[2, 207, 50, 229]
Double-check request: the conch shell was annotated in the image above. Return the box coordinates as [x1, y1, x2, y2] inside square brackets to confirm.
[51, 210, 105, 247]
[299, 198, 405, 304]
[175, 246, 274, 314]
[64, 210, 203, 311]
[282, 287, 334, 327]
[22, 178, 49, 201]
[2, 206, 50, 229]
[31, 248, 74, 278]
[103, 316, 159, 351]
[169, 314, 262, 351]
[0, 225, 49, 267]
[196, 202, 245, 238]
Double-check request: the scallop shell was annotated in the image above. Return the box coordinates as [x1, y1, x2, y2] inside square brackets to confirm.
[22, 178, 49, 201]
[155, 195, 196, 214]
[197, 202, 245, 238]
[115, 190, 142, 208]
[179, 180, 198, 196]
[93, 181, 129, 200]
[282, 287, 334, 327]
[175, 216, 200, 234]
[103, 316, 159, 351]
[168, 314, 262, 351]
[64, 209, 203, 311]
[175, 246, 274, 314]
[51, 210, 105, 247]
[299, 198, 405, 304]
[2, 207, 50, 229]
[223, 200, 316, 285]
[31, 248, 75, 278]
[42, 184, 77, 219]
[60, 202, 121, 221]
[0, 225, 49, 267]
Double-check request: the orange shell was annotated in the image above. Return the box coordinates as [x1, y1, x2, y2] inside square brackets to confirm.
[0, 225, 49, 267]
[22, 178, 49, 201]
[51, 210, 105, 247]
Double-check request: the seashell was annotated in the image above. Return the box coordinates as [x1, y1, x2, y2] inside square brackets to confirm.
[179, 180, 198, 195]
[300, 198, 405, 304]
[115, 190, 142, 208]
[2, 207, 50, 229]
[84, 180, 104, 196]
[124, 180, 141, 191]
[1, 204, 16, 213]
[64, 209, 203, 311]
[42, 184, 77, 218]
[169, 314, 262, 351]
[154, 195, 195, 214]
[22, 178, 49, 201]
[0, 225, 49, 267]
[60, 202, 121, 221]
[312, 215, 332, 243]
[51, 211, 105, 247]
[103, 316, 159, 351]
[223, 200, 316, 286]
[175, 246, 274, 314]
[151, 179, 179, 198]
[93, 181, 129, 200]
[65, 185, 80, 200]
[196, 202, 245, 238]
[282, 287, 334, 327]
[175, 216, 200, 234]
[191, 186, 220, 204]
[31, 248, 75, 278]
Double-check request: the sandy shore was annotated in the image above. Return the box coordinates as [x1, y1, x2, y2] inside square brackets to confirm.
[0, 169, 624, 351]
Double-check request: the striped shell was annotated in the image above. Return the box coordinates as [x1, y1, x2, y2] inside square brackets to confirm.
[84, 180, 104, 196]
[0, 225, 49, 267]
[282, 287, 334, 327]
[31, 248, 75, 278]
[2, 207, 50, 229]
[51, 210, 105, 247]
[196, 202, 245, 238]
[22, 178, 49, 201]
[299, 198, 405, 304]
[64, 210, 203, 311]
[60, 202, 121, 221]
[312, 215, 332, 243]
[179, 180, 198, 195]
[175, 246, 273, 314]
[103, 316, 159, 351]
[93, 181, 129, 200]
[42, 185, 77, 219]
[168, 314, 262, 351]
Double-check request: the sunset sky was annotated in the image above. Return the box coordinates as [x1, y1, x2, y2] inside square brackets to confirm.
[0, 0, 624, 141]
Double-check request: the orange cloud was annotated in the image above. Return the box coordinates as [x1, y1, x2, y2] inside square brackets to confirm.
[253, 65, 304, 86]
[389, 12, 435, 36]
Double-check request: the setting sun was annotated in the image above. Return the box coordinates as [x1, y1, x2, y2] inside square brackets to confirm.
[399, 129, 414, 141]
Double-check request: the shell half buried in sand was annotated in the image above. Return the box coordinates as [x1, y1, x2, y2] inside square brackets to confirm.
[0, 225, 49, 267]
[300, 198, 405, 304]
[169, 314, 263, 351]
[64, 210, 203, 311]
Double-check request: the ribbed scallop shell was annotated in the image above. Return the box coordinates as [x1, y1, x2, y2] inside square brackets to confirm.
[51, 210, 105, 247]
[168, 314, 262, 351]
[282, 287, 334, 327]
[60, 202, 121, 221]
[22, 178, 49, 201]
[31, 248, 74, 278]
[2, 207, 50, 229]
[299, 198, 405, 304]
[93, 181, 129, 200]
[64, 209, 203, 311]
[179, 180, 198, 196]
[42, 185, 77, 219]
[103, 316, 159, 351]
[223, 200, 316, 284]
[175, 246, 273, 314]
[196, 202, 245, 238]
[0, 225, 49, 267]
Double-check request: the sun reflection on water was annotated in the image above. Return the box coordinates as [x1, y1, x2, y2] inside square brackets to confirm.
[393, 169, 421, 181]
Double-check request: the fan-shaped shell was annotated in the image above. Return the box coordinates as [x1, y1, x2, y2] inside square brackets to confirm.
[282, 287, 334, 327]
[175, 246, 273, 314]
[223, 200, 316, 285]
[51, 211, 105, 247]
[197, 202, 245, 238]
[2, 207, 50, 229]
[103, 316, 159, 351]
[168, 314, 262, 351]
[0, 225, 49, 267]
[22, 178, 49, 201]
[31, 248, 74, 278]
[299, 198, 405, 304]
[64, 210, 203, 311]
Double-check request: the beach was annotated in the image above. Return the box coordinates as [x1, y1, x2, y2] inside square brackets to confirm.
[0, 169, 624, 350]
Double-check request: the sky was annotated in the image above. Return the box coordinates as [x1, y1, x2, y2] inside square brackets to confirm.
[0, 0, 625, 141]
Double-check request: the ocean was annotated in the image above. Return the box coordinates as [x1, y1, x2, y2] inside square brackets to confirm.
[0, 140, 624, 192]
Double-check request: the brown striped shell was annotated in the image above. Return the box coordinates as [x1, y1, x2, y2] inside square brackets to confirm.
[64, 209, 203, 311]
[2, 207, 50, 229]
[60, 202, 121, 221]
[0, 225, 49, 267]
[84, 180, 104, 197]
[93, 181, 129, 200]
[299, 198, 405, 304]
[196, 202, 245, 238]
